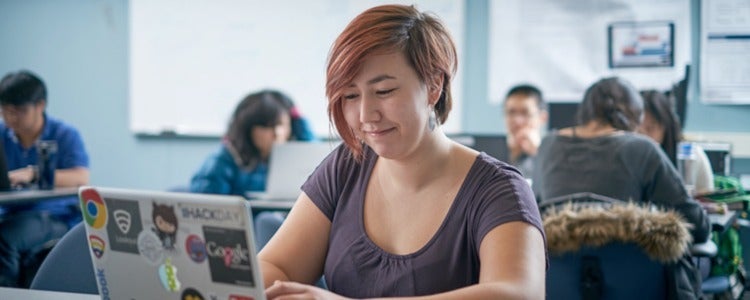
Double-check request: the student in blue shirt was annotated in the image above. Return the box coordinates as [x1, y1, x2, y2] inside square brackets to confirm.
[189, 89, 314, 196]
[190, 90, 315, 249]
[0, 70, 90, 287]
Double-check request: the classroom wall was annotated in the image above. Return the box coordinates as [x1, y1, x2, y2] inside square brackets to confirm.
[0, 0, 748, 191]
[0, 0, 215, 190]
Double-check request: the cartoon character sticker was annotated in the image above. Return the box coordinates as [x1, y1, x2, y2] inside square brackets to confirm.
[152, 203, 178, 250]
[181, 287, 204, 300]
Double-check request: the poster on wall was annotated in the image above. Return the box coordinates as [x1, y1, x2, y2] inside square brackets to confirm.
[608, 21, 674, 68]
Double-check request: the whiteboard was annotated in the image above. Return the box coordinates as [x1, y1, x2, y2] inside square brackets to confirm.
[129, 0, 464, 137]
[488, 0, 691, 103]
[699, 0, 750, 104]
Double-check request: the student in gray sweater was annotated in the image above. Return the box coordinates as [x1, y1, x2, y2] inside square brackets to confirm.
[532, 77, 710, 243]
[532, 77, 709, 299]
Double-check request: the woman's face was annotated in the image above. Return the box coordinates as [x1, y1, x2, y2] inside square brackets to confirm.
[638, 111, 665, 144]
[341, 51, 439, 160]
[251, 113, 291, 158]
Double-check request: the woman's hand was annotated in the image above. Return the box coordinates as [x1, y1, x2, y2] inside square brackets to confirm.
[266, 280, 351, 300]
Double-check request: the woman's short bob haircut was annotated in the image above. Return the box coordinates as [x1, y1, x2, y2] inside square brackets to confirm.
[577, 77, 644, 132]
[326, 4, 458, 160]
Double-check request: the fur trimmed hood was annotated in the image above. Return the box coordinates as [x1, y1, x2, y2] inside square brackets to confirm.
[543, 203, 693, 263]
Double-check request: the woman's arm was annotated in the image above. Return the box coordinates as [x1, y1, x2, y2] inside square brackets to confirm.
[403, 221, 546, 300]
[647, 145, 711, 243]
[258, 192, 331, 287]
[265, 221, 546, 300]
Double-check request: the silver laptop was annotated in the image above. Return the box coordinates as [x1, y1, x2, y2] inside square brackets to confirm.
[78, 186, 265, 300]
[247, 141, 338, 201]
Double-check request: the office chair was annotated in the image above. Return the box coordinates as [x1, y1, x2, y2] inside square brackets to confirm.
[30, 222, 98, 294]
[542, 193, 696, 300]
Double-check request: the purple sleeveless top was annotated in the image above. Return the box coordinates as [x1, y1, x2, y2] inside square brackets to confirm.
[302, 144, 544, 298]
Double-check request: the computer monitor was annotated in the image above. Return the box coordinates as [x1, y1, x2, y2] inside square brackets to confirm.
[448, 134, 507, 162]
[669, 65, 690, 129]
[547, 102, 580, 131]
[693, 141, 731, 176]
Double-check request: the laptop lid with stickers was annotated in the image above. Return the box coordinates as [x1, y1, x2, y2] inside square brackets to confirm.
[78, 186, 265, 300]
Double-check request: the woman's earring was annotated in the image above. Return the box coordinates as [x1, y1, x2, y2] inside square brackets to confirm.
[428, 107, 437, 131]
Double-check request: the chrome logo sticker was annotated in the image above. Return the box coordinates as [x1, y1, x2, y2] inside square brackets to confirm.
[80, 188, 107, 229]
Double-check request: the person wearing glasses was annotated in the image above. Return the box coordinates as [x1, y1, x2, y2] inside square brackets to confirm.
[503, 84, 548, 178]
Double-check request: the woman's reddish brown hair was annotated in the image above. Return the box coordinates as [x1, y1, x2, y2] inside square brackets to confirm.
[326, 4, 457, 160]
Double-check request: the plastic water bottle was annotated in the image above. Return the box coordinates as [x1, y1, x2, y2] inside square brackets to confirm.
[36, 140, 58, 190]
[677, 141, 695, 195]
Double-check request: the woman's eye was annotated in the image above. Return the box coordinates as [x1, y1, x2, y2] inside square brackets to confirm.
[343, 94, 359, 100]
[376, 88, 396, 96]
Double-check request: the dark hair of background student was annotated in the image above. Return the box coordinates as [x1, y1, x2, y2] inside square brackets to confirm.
[325, 4, 457, 160]
[226, 90, 292, 169]
[0, 70, 47, 106]
[504, 84, 547, 111]
[576, 77, 643, 131]
[640, 90, 683, 166]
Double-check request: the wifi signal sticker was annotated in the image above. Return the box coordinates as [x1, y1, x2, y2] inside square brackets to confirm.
[113, 209, 131, 234]
[104, 197, 143, 254]
[80, 188, 107, 229]
[89, 235, 106, 259]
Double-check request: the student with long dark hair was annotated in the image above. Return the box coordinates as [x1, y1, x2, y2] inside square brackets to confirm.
[190, 89, 314, 195]
[638, 90, 714, 194]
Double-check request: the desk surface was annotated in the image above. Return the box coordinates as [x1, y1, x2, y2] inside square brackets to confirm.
[249, 199, 294, 211]
[0, 287, 98, 300]
[0, 187, 79, 205]
[709, 211, 738, 233]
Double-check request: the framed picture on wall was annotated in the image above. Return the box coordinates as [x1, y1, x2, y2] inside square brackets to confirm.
[608, 21, 674, 68]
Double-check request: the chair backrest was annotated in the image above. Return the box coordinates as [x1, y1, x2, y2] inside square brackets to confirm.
[543, 193, 695, 299]
[547, 242, 668, 300]
[30, 222, 98, 294]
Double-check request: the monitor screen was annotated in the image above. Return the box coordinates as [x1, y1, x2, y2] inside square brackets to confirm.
[548, 102, 580, 131]
[608, 21, 674, 68]
[693, 142, 732, 176]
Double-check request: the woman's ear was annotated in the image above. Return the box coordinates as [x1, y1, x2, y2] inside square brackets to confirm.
[428, 73, 444, 106]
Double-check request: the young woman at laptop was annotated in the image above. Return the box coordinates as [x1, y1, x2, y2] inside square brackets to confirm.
[190, 89, 314, 196]
[258, 5, 546, 299]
